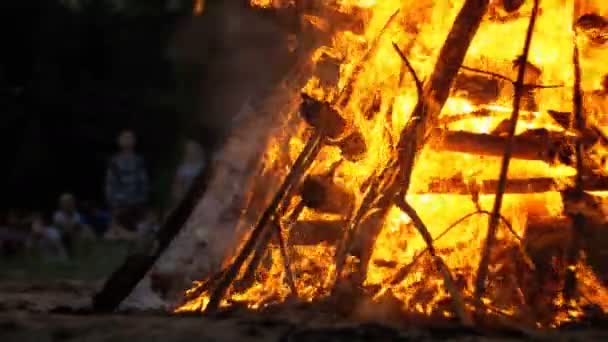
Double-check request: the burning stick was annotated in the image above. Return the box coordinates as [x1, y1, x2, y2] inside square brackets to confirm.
[275, 217, 299, 297]
[333, 0, 490, 327]
[422, 174, 608, 195]
[389, 209, 523, 286]
[237, 201, 305, 294]
[394, 197, 473, 327]
[562, 8, 588, 301]
[428, 128, 597, 166]
[474, 0, 541, 308]
[205, 130, 324, 313]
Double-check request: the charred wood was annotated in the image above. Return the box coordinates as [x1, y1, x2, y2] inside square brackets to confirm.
[300, 93, 347, 139]
[475, 0, 541, 307]
[563, 34, 588, 301]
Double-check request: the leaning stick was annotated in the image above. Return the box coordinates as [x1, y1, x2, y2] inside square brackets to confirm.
[237, 201, 304, 295]
[394, 197, 474, 326]
[332, 1, 490, 326]
[563, 9, 587, 300]
[275, 218, 299, 297]
[205, 130, 323, 312]
[474, 0, 541, 306]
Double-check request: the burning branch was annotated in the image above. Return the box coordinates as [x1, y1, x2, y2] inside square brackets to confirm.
[206, 130, 324, 312]
[474, 0, 541, 308]
[394, 197, 472, 326]
[562, 8, 588, 301]
[332, 0, 491, 327]
[389, 209, 521, 286]
[459, 65, 564, 89]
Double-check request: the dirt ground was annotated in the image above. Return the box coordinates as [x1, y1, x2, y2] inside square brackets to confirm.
[1, 279, 608, 342]
[2, 241, 608, 341]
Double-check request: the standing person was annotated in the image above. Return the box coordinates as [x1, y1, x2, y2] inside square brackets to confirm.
[105, 130, 149, 238]
[171, 139, 205, 205]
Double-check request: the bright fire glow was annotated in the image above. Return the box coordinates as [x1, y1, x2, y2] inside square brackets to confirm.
[177, 0, 608, 328]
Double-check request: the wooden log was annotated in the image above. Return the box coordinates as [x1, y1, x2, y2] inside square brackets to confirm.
[427, 128, 599, 166]
[421, 174, 608, 195]
[475, 0, 541, 307]
[563, 25, 588, 301]
[300, 94, 347, 139]
[300, 94, 369, 159]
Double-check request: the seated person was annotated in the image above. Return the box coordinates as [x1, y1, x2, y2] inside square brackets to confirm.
[53, 193, 95, 257]
[26, 213, 67, 261]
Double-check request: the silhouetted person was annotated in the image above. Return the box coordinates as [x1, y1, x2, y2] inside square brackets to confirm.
[105, 130, 149, 237]
[171, 139, 205, 205]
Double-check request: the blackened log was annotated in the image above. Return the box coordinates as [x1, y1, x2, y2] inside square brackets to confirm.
[300, 94, 346, 138]
[300, 175, 354, 216]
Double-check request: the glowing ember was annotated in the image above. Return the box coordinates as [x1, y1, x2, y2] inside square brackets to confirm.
[177, 0, 608, 328]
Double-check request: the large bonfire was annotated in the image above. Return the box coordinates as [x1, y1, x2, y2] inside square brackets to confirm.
[176, 0, 608, 328]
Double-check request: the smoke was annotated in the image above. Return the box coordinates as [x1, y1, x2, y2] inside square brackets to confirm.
[169, 1, 297, 147]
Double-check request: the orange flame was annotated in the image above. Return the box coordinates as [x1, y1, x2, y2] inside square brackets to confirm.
[178, 0, 608, 328]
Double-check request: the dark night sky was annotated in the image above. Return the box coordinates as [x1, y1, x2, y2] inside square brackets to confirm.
[0, 1, 295, 212]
